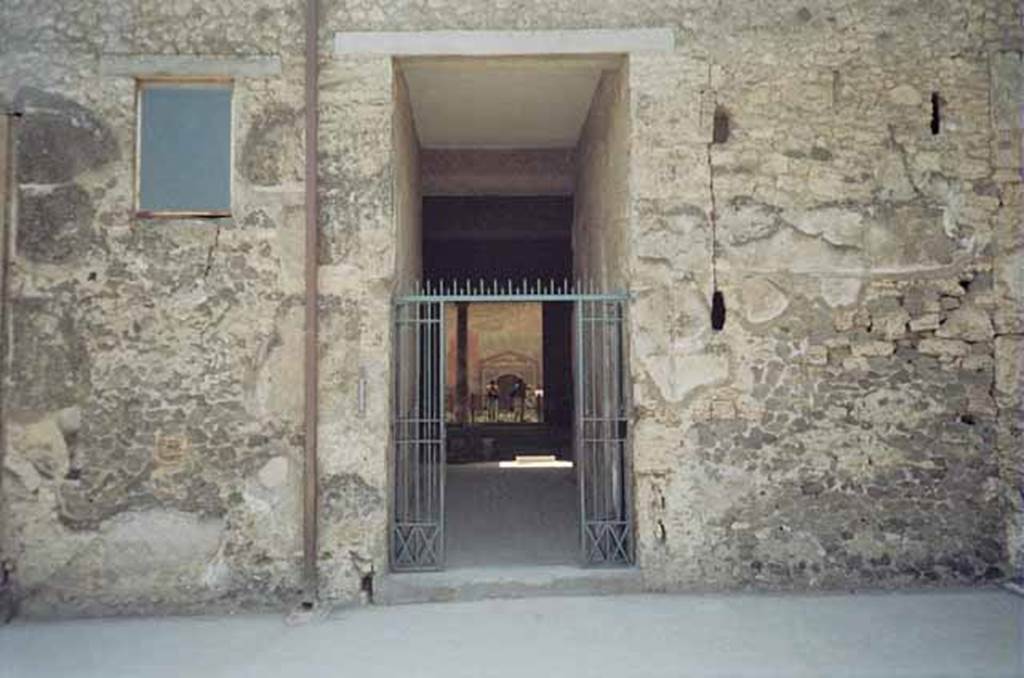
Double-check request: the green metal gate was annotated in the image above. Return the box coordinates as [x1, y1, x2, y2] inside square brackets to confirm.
[390, 280, 633, 571]
[576, 296, 632, 565]
[391, 299, 445, 570]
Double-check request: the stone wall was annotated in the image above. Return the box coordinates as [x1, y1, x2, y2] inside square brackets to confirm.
[0, 3, 310, 617]
[989, 46, 1024, 581]
[0, 0, 1021, 616]
[623, 3, 1024, 590]
[315, 55, 394, 604]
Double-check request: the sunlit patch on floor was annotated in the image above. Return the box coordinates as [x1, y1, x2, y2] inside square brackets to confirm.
[499, 454, 573, 469]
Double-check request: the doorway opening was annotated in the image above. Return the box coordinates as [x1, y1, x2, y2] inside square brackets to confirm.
[431, 195, 576, 567]
[390, 55, 632, 572]
[444, 297, 576, 567]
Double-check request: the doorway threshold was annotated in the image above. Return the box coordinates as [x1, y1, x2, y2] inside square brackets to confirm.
[375, 565, 642, 605]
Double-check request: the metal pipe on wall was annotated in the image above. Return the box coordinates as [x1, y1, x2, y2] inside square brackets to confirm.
[302, 0, 320, 604]
[0, 108, 19, 623]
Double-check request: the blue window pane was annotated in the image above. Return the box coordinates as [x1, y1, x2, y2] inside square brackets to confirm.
[139, 84, 232, 213]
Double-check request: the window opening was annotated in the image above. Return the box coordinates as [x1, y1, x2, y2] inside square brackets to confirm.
[136, 80, 233, 216]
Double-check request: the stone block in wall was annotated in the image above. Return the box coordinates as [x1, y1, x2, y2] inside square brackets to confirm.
[851, 340, 895, 357]
[962, 354, 994, 372]
[919, 338, 970, 358]
[909, 314, 941, 332]
[990, 51, 1023, 132]
[14, 87, 119, 184]
[936, 306, 995, 342]
[994, 306, 1024, 335]
[16, 185, 95, 264]
[632, 199, 710, 278]
[8, 299, 89, 414]
[803, 345, 829, 366]
[819, 277, 863, 308]
[995, 336, 1023, 409]
[239, 104, 304, 186]
[739, 277, 789, 324]
[834, 307, 871, 332]
[865, 203, 956, 269]
[872, 308, 911, 340]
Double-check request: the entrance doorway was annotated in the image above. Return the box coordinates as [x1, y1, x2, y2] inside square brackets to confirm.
[389, 54, 633, 573]
[390, 282, 631, 571]
[444, 300, 574, 568]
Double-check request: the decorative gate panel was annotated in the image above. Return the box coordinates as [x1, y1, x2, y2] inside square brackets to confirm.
[576, 297, 633, 565]
[391, 300, 445, 571]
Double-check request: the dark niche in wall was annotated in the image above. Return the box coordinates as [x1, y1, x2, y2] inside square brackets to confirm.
[711, 290, 726, 331]
[713, 105, 731, 144]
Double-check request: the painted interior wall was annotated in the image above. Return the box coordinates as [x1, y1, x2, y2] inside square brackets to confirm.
[444, 303, 544, 403]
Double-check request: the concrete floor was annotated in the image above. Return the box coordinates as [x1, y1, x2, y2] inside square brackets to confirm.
[445, 463, 578, 567]
[2, 589, 1020, 678]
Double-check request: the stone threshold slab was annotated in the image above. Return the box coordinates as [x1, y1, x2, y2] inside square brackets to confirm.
[375, 564, 643, 605]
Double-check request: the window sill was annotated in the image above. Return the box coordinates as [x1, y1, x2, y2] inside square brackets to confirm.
[135, 210, 232, 219]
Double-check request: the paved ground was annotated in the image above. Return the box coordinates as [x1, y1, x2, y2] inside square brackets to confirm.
[1, 589, 1021, 677]
[446, 463, 578, 567]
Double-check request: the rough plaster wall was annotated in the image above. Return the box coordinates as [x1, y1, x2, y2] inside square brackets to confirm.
[989, 46, 1024, 579]
[626, 3, 1024, 590]
[319, 0, 1021, 592]
[573, 65, 630, 290]
[315, 56, 394, 604]
[0, 2, 309, 616]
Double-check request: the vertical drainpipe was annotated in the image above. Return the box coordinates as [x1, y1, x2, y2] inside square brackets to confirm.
[0, 110, 14, 622]
[302, 0, 320, 605]
[1, 106, 21, 622]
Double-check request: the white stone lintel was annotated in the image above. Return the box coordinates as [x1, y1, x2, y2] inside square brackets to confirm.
[334, 28, 674, 57]
[100, 55, 282, 79]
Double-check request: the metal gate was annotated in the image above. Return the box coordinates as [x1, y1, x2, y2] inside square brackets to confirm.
[391, 299, 445, 570]
[390, 281, 632, 571]
[576, 297, 632, 565]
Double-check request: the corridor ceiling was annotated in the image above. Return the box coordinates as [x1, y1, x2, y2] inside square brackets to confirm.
[400, 57, 615, 149]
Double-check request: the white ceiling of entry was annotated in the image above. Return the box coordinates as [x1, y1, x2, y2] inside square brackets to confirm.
[400, 58, 609, 149]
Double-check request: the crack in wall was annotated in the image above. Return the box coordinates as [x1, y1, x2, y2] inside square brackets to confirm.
[886, 124, 926, 199]
[202, 223, 222, 279]
[705, 63, 719, 294]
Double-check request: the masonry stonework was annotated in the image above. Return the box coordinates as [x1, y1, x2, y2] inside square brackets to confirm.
[1, 1, 1021, 616]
